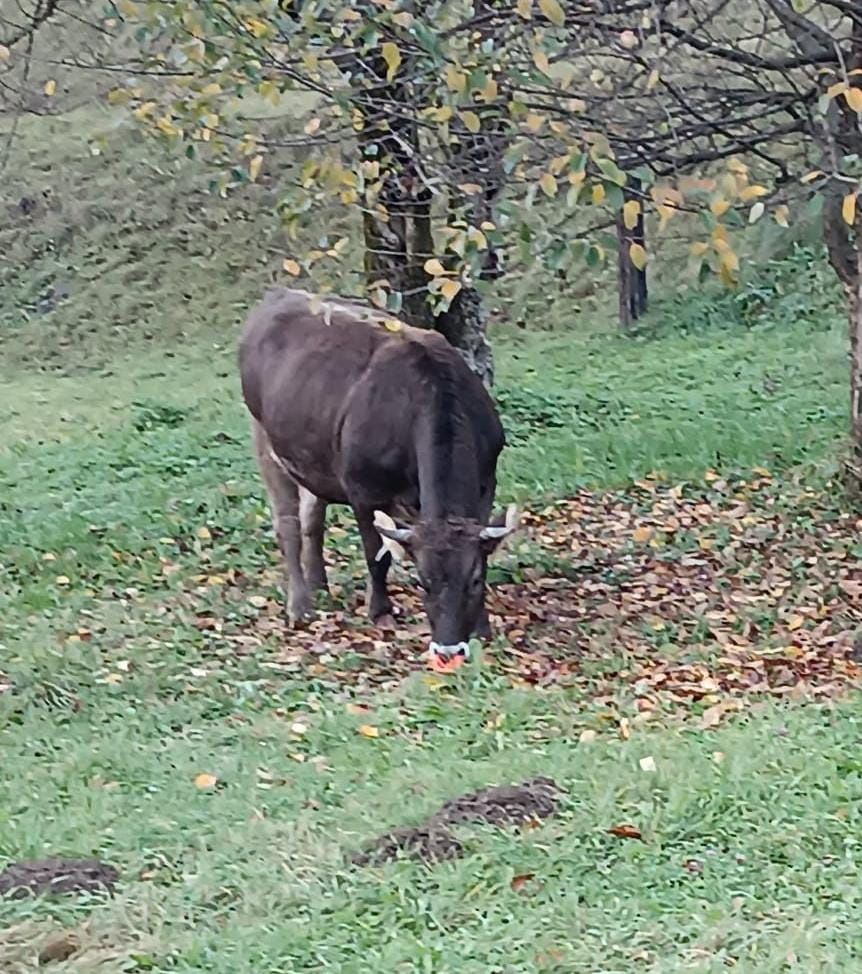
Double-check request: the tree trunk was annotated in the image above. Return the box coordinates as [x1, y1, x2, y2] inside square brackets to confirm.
[851, 248, 862, 479]
[617, 177, 648, 332]
[434, 286, 494, 384]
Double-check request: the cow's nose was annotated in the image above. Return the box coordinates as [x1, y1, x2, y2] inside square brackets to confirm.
[429, 641, 470, 660]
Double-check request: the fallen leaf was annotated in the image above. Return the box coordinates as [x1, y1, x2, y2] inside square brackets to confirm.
[510, 872, 536, 892]
[247, 595, 268, 609]
[699, 702, 729, 730]
[632, 525, 653, 544]
[194, 773, 218, 790]
[358, 724, 380, 738]
[55, 575, 71, 585]
[578, 729, 597, 743]
[608, 823, 643, 840]
[639, 755, 657, 773]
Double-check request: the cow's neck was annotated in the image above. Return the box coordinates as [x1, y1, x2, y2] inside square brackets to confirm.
[415, 395, 480, 521]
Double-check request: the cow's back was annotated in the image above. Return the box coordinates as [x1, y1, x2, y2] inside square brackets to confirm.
[239, 288, 503, 507]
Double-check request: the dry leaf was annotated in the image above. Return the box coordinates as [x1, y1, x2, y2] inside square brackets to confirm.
[194, 773, 218, 790]
[639, 755, 657, 773]
[510, 872, 536, 892]
[44, 79, 57, 96]
[579, 729, 597, 744]
[633, 525, 653, 544]
[608, 823, 643, 840]
[283, 258, 301, 276]
[358, 724, 380, 738]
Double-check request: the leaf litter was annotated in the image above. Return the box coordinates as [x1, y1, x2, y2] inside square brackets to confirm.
[179, 473, 860, 718]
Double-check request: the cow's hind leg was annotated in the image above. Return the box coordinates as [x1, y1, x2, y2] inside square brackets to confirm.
[300, 487, 328, 594]
[354, 508, 395, 629]
[251, 420, 312, 624]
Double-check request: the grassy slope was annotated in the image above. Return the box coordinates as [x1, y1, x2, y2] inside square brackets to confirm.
[1, 100, 860, 972]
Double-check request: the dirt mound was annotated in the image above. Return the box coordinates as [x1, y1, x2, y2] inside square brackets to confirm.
[352, 776, 561, 866]
[0, 858, 118, 899]
[436, 775, 560, 826]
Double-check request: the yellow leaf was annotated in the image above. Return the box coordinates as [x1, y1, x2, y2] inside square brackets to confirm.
[827, 80, 848, 100]
[424, 258, 446, 276]
[382, 318, 402, 332]
[44, 79, 57, 97]
[843, 192, 857, 226]
[726, 157, 748, 175]
[739, 184, 768, 202]
[200, 82, 222, 97]
[579, 729, 597, 744]
[646, 68, 659, 90]
[245, 17, 269, 38]
[283, 258, 301, 276]
[358, 724, 379, 738]
[196, 526, 211, 540]
[479, 77, 498, 102]
[639, 755, 657, 773]
[525, 113, 546, 132]
[517, 0, 532, 18]
[249, 154, 263, 182]
[459, 182, 482, 195]
[0, 45, 9, 61]
[623, 199, 640, 230]
[710, 198, 731, 217]
[392, 11, 413, 27]
[801, 169, 823, 184]
[787, 614, 804, 631]
[774, 204, 789, 228]
[440, 278, 462, 302]
[381, 41, 401, 82]
[847, 87, 862, 112]
[194, 773, 218, 790]
[629, 242, 648, 270]
[304, 117, 321, 135]
[591, 183, 606, 204]
[539, 0, 565, 26]
[55, 575, 71, 586]
[460, 110, 481, 133]
[533, 48, 551, 75]
[632, 525, 653, 544]
[445, 64, 466, 93]
[539, 172, 558, 197]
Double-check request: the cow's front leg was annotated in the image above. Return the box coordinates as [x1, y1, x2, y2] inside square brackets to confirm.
[355, 508, 395, 629]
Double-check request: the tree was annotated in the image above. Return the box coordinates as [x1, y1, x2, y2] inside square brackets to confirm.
[4, 1, 862, 468]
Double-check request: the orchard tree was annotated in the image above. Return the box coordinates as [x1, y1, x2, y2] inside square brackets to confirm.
[4, 1, 862, 470]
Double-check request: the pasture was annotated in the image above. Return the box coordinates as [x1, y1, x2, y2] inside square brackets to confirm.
[2, 109, 862, 972]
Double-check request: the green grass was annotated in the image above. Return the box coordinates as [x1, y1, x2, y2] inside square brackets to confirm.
[2, 79, 860, 973]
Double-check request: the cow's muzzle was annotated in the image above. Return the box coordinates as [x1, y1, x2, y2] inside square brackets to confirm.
[429, 641, 470, 661]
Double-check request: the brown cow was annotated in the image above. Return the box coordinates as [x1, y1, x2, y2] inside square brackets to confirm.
[239, 288, 517, 662]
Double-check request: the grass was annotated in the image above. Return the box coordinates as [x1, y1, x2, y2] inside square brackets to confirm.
[2, 84, 861, 972]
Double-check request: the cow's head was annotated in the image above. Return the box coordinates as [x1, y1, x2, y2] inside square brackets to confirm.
[374, 506, 519, 660]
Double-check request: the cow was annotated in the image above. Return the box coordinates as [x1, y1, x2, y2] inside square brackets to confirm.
[238, 287, 518, 663]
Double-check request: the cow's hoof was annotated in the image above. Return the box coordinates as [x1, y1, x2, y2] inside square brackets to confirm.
[374, 613, 396, 633]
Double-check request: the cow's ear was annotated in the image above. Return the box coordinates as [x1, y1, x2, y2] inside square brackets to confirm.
[479, 504, 520, 553]
[373, 510, 413, 562]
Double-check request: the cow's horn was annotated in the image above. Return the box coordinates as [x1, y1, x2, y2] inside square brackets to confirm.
[479, 504, 520, 541]
[373, 510, 412, 562]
